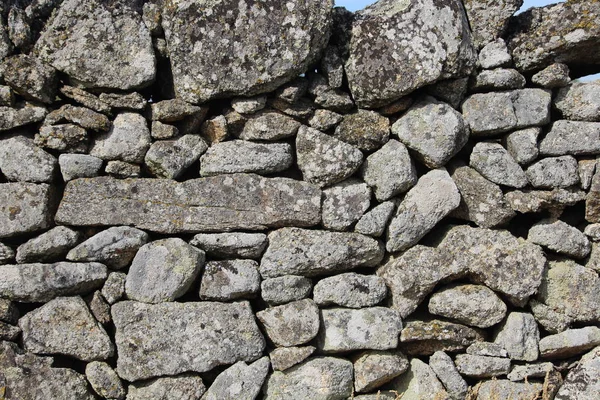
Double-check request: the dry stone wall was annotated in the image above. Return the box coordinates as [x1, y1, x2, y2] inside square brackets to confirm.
[1, 0, 600, 399]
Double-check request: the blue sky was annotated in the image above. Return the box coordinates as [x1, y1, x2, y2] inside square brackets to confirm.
[334, 0, 562, 12]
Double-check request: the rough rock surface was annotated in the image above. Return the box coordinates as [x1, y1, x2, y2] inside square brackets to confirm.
[454, 354, 511, 378]
[505, 128, 540, 165]
[353, 351, 409, 393]
[0, 102, 47, 131]
[539, 327, 600, 359]
[391, 358, 449, 400]
[539, 120, 600, 156]
[269, 346, 315, 372]
[555, 82, 600, 122]
[257, 299, 319, 347]
[532, 63, 571, 88]
[2, 54, 57, 103]
[321, 179, 371, 231]
[0, 135, 57, 183]
[261, 275, 313, 306]
[202, 357, 270, 400]
[494, 312, 540, 362]
[463, 0, 523, 48]
[199, 259, 260, 301]
[400, 319, 484, 356]
[145, 134, 208, 179]
[85, 361, 125, 400]
[429, 351, 468, 400]
[355, 201, 395, 237]
[239, 111, 301, 141]
[469, 142, 528, 188]
[528, 219, 590, 259]
[191, 232, 267, 259]
[475, 380, 542, 400]
[127, 375, 206, 400]
[35, 124, 88, 153]
[16, 226, 81, 263]
[555, 346, 600, 399]
[313, 273, 387, 308]
[0, 183, 54, 239]
[90, 112, 151, 163]
[333, 109, 389, 151]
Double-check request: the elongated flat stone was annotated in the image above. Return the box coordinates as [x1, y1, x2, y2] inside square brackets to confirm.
[0, 182, 54, 239]
[112, 301, 265, 381]
[55, 174, 321, 233]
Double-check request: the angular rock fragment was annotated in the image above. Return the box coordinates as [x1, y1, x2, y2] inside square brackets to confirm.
[90, 112, 151, 163]
[0, 102, 47, 131]
[539, 120, 600, 156]
[260, 228, 383, 278]
[88, 290, 111, 325]
[469, 142, 528, 188]
[35, 124, 88, 153]
[313, 273, 386, 309]
[321, 179, 371, 231]
[127, 375, 206, 400]
[529, 299, 571, 335]
[555, 346, 600, 399]
[104, 161, 140, 178]
[260, 275, 313, 306]
[493, 312, 540, 362]
[0, 135, 57, 183]
[145, 134, 208, 179]
[554, 81, 600, 122]
[2, 54, 57, 103]
[45, 104, 110, 131]
[467, 342, 508, 358]
[475, 380, 542, 400]
[16, 226, 81, 263]
[190, 232, 267, 260]
[269, 346, 315, 372]
[579, 159, 597, 191]
[19, 296, 114, 361]
[0, 182, 54, 238]
[112, 301, 265, 381]
[391, 358, 449, 400]
[463, 0, 523, 48]
[588, 171, 600, 223]
[199, 260, 260, 301]
[150, 99, 205, 123]
[539, 327, 600, 359]
[257, 299, 320, 347]
[0, 243, 14, 266]
[355, 201, 395, 238]
[101, 272, 126, 305]
[429, 351, 468, 400]
[309, 109, 343, 131]
[505, 127, 540, 165]
[454, 354, 511, 378]
[56, 174, 321, 233]
[478, 40, 512, 69]
[470, 68, 526, 91]
[505, 187, 586, 214]
[333, 110, 389, 151]
[426, 78, 469, 110]
[60, 86, 111, 114]
[528, 219, 590, 259]
[231, 96, 267, 115]
[353, 351, 409, 393]
[400, 319, 484, 356]
[85, 361, 125, 400]
[507, 362, 554, 382]
[239, 111, 300, 141]
[532, 63, 571, 88]
[202, 357, 269, 400]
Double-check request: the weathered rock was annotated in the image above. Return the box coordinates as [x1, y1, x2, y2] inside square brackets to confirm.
[112, 300, 265, 381]
[345, 0, 475, 107]
[387, 168, 460, 252]
[151, 120, 179, 140]
[462, 89, 551, 136]
[454, 354, 511, 378]
[475, 380, 542, 400]
[19, 296, 114, 361]
[0, 135, 57, 183]
[260, 228, 383, 278]
[529, 219, 590, 258]
[162, 1, 333, 104]
[101, 272, 126, 305]
[60, 86, 111, 114]
[35, 124, 88, 153]
[239, 111, 301, 141]
[0, 242, 15, 266]
[190, 232, 267, 259]
[200, 140, 292, 177]
[88, 290, 111, 325]
[463, 0, 523, 48]
[333, 110, 389, 151]
[309, 109, 343, 131]
[532, 63, 571, 89]
[270, 97, 315, 120]
[45, 104, 110, 131]
[270, 346, 315, 372]
[313, 273, 386, 309]
[127, 375, 206, 400]
[104, 160, 140, 178]
[0, 102, 47, 131]
[274, 78, 309, 104]
[507, 362, 554, 382]
[539, 120, 600, 156]
[263, 357, 353, 400]
[261, 275, 313, 306]
[428, 284, 507, 328]
[467, 342, 508, 358]
[35, 0, 155, 90]
[579, 159, 597, 191]
[588, 171, 600, 223]
[507, 1, 600, 72]
[429, 351, 468, 400]
[529, 299, 571, 334]
[426, 78, 469, 110]
[0, 16, 13, 60]
[0, 85, 14, 106]
[67, 226, 149, 269]
[0, 262, 106, 302]
[321, 179, 370, 231]
[353, 351, 409, 393]
[471, 69, 525, 93]
[393, 97, 469, 168]
[126, 238, 204, 304]
[478, 39, 512, 69]
[7, 8, 31, 50]
[391, 358, 449, 400]
[231, 96, 267, 115]
[554, 82, 600, 122]
[145, 134, 207, 179]
[199, 260, 260, 301]
[555, 346, 600, 399]
[2, 54, 57, 103]
[202, 357, 270, 400]
[355, 201, 395, 238]
[296, 126, 363, 188]
[150, 99, 205, 123]
[400, 319, 484, 356]
[505, 127, 540, 165]
[0, 182, 54, 238]
[450, 164, 515, 228]
[56, 174, 321, 233]
[90, 112, 151, 163]
[198, 116, 227, 144]
[257, 299, 319, 348]
[469, 142, 528, 188]
[587, 242, 600, 272]
[493, 312, 540, 362]
[539, 327, 600, 359]
[0, 320, 20, 341]
[85, 361, 125, 400]
[506, 187, 586, 214]
[16, 226, 81, 263]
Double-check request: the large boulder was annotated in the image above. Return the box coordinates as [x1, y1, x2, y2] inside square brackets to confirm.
[162, 0, 333, 104]
[345, 0, 476, 107]
[462, 0, 523, 48]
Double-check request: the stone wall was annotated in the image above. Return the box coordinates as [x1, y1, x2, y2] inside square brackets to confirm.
[1, 0, 600, 399]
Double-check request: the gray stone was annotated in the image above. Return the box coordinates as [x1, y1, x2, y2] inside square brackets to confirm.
[467, 342, 508, 358]
[239, 111, 301, 141]
[45, 105, 110, 131]
[257, 299, 320, 347]
[0, 341, 94, 400]
[478, 39, 512, 69]
[532, 63, 571, 89]
[35, 0, 155, 90]
[260, 228, 383, 278]
[56, 174, 321, 233]
[0, 85, 14, 106]
[200, 140, 292, 177]
[428, 284, 507, 328]
[200, 116, 229, 144]
[0, 182, 54, 238]
[470, 68, 525, 92]
[0, 17, 13, 60]
[190, 232, 267, 259]
[270, 97, 315, 120]
[296, 125, 363, 188]
[0, 102, 47, 131]
[579, 159, 597, 190]
[163, 1, 332, 103]
[269, 346, 315, 371]
[202, 357, 269, 400]
[463, 1, 523, 48]
[88, 290, 110, 325]
[588, 171, 600, 223]
[318, 307, 402, 353]
[112, 300, 265, 381]
[539, 120, 600, 156]
[0, 321, 20, 341]
[0, 262, 106, 302]
[145, 134, 208, 179]
[2, 54, 57, 103]
[505, 127, 540, 165]
[151, 120, 179, 140]
[391, 358, 449, 400]
[126, 238, 205, 304]
[199, 260, 260, 301]
[507, 362, 554, 382]
[7, 8, 32, 50]
[536, 260, 600, 324]
[475, 380, 542, 400]
[85, 361, 125, 400]
[333, 110, 389, 151]
[16, 226, 81, 263]
[454, 354, 511, 378]
[274, 78, 309, 104]
[529, 299, 571, 334]
[555, 346, 600, 400]
[426, 78, 469, 110]
[355, 201, 395, 238]
[361, 139, 416, 202]
[387, 168, 461, 252]
[90, 112, 151, 163]
[529, 219, 590, 258]
[587, 242, 600, 272]
[261, 275, 313, 306]
[263, 357, 353, 400]
[429, 351, 468, 400]
[393, 97, 469, 168]
[35, 124, 88, 153]
[505, 187, 586, 214]
[493, 312, 540, 362]
[308, 109, 343, 131]
[469, 142, 528, 188]
[60, 86, 111, 114]
[231, 96, 267, 115]
[313, 88, 354, 113]
[354, 351, 409, 393]
[507, 1, 600, 72]
[321, 179, 371, 231]
[539, 327, 600, 359]
[585, 223, 600, 241]
[127, 375, 206, 400]
[346, 0, 475, 107]
[554, 81, 600, 122]
[450, 164, 515, 228]
[0, 243, 14, 265]
[0, 136, 57, 183]
[313, 273, 387, 309]
[150, 99, 206, 123]
[104, 161, 140, 178]
[400, 319, 484, 356]
[101, 272, 126, 305]
[19, 296, 114, 361]
[67, 226, 149, 269]
[462, 89, 551, 136]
